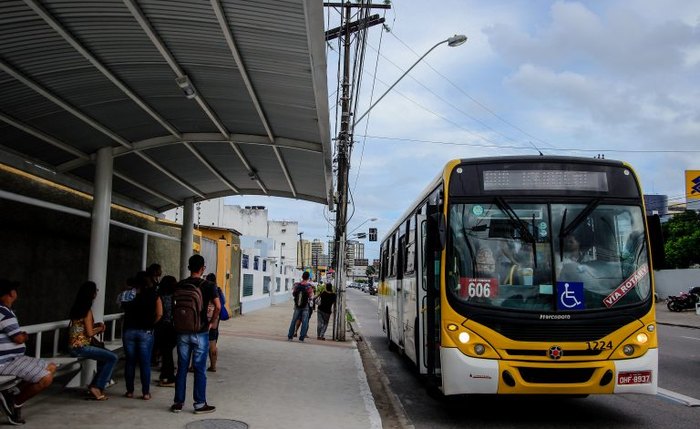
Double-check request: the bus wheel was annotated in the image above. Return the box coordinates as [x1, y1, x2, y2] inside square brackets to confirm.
[386, 311, 398, 352]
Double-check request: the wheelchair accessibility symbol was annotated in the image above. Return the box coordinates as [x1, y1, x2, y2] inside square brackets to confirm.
[556, 281, 584, 310]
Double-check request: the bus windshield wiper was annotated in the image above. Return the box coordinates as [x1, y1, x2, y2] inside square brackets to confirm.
[494, 197, 537, 268]
[558, 198, 601, 261]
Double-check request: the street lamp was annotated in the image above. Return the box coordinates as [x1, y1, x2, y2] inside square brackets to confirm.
[353, 34, 467, 126]
[333, 34, 467, 342]
[348, 217, 378, 236]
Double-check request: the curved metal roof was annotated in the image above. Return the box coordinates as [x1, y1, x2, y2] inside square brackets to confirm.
[0, 0, 332, 212]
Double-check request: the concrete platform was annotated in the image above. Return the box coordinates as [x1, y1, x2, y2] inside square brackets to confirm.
[17, 301, 381, 429]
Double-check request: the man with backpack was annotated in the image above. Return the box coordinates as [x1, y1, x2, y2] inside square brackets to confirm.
[287, 272, 314, 342]
[170, 255, 220, 414]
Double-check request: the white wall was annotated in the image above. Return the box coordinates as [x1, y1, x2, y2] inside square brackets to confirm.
[654, 269, 700, 299]
[268, 220, 299, 267]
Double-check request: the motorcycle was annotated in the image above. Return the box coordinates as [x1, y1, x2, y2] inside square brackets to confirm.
[666, 287, 700, 312]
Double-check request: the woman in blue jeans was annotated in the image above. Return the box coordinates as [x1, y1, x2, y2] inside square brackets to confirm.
[121, 271, 162, 400]
[69, 281, 118, 401]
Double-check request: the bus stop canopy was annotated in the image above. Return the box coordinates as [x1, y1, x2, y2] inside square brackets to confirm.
[0, 0, 332, 213]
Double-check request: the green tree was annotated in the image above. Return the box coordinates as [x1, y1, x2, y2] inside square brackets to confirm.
[662, 210, 700, 268]
[366, 266, 376, 277]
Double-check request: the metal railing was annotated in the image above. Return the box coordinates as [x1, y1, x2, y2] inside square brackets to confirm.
[23, 313, 123, 359]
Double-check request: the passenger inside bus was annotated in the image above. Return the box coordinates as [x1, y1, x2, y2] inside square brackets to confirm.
[475, 247, 496, 278]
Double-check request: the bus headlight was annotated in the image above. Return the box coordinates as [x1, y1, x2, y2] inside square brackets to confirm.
[623, 344, 635, 356]
[458, 332, 470, 344]
[636, 333, 648, 344]
[474, 344, 486, 355]
[646, 324, 655, 332]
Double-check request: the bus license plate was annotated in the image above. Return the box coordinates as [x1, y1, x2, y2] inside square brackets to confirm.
[617, 371, 651, 385]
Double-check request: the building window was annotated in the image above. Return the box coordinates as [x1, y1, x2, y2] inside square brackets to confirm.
[281, 229, 286, 233]
[285, 278, 290, 291]
[254, 256, 260, 270]
[276, 278, 281, 292]
[243, 274, 254, 297]
[263, 276, 271, 294]
[242, 254, 249, 269]
[263, 260, 267, 272]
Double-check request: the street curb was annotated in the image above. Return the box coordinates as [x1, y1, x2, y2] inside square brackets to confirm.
[657, 322, 700, 330]
[347, 310, 416, 429]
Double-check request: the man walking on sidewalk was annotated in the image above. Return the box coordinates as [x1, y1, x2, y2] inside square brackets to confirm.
[170, 255, 220, 414]
[287, 272, 314, 342]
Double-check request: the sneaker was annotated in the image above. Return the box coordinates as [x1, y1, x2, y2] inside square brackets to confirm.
[0, 390, 15, 417]
[193, 404, 216, 414]
[170, 403, 183, 413]
[7, 406, 24, 426]
[159, 380, 175, 387]
[106, 379, 117, 388]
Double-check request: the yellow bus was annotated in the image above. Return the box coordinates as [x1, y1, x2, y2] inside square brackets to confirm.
[378, 156, 661, 396]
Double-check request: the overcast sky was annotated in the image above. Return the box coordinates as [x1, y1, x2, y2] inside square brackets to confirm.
[227, 0, 700, 261]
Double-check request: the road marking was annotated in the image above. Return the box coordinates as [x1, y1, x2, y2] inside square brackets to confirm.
[679, 336, 700, 341]
[657, 388, 700, 407]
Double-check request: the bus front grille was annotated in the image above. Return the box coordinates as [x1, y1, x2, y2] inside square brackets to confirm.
[493, 323, 623, 342]
[516, 367, 595, 384]
[506, 349, 603, 357]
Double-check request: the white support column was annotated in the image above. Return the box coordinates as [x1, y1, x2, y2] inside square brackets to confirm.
[141, 234, 148, 270]
[88, 147, 113, 320]
[180, 197, 194, 279]
[85, 146, 113, 385]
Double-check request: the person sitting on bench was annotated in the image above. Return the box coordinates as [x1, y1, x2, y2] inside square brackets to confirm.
[0, 278, 56, 425]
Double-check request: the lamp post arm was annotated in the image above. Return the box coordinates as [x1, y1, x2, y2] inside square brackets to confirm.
[354, 38, 449, 126]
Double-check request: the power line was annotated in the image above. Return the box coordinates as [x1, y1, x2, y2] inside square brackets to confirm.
[362, 41, 526, 147]
[360, 134, 700, 154]
[386, 30, 558, 150]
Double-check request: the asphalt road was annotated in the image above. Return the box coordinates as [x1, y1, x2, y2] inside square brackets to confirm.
[346, 288, 700, 429]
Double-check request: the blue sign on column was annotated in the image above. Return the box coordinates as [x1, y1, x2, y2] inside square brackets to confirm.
[556, 281, 585, 310]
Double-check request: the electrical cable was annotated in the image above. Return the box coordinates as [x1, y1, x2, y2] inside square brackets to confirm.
[387, 31, 557, 150]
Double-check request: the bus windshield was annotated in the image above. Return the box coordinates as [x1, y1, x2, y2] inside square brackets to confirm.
[446, 202, 650, 312]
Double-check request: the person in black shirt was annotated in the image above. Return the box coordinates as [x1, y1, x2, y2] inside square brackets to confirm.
[121, 271, 162, 400]
[316, 283, 337, 340]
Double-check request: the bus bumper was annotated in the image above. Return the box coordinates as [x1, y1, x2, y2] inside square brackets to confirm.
[440, 347, 657, 396]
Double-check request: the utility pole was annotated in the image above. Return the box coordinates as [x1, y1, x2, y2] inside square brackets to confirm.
[297, 231, 304, 270]
[326, 1, 389, 342]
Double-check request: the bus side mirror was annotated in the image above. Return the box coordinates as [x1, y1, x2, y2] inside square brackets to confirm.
[646, 214, 665, 269]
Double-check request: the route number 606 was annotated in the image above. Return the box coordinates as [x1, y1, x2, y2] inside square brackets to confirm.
[468, 280, 492, 298]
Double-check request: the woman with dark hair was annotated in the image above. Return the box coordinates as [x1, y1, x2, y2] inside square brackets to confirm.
[156, 275, 177, 386]
[121, 271, 162, 400]
[68, 281, 118, 401]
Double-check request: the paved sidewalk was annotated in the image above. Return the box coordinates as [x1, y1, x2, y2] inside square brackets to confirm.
[656, 300, 700, 329]
[17, 300, 381, 429]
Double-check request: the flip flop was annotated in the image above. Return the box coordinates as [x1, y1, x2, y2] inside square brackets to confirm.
[141, 394, 151, 400]
[87, 386, 108, 401]
[124, 392, 133, 398]
[86, 394, 108, 401]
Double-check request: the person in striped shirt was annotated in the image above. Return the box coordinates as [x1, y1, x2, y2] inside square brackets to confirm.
[0, 279, 56, 425]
